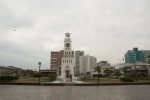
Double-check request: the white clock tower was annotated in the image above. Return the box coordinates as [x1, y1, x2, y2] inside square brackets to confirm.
[61, 32, 74, 80]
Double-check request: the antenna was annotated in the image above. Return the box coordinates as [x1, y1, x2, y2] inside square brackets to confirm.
[67, 24, 69, 33]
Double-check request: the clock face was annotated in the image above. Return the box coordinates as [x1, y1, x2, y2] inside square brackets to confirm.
[65, 33, 70, 37]
[66, 43, 70, 47]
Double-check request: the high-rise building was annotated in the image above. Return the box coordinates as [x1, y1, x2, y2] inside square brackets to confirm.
[75, 51, 84, 76]
[125, 48, 150, 63]
[50, 50, 64, 70]
[79, 56, 86, 74]
[143, 51, 150, 64]
[97, 61, 110, 67]
[79, 55, 97, 75]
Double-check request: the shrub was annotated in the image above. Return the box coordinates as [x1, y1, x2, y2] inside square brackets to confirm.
[48, 74, 57, 82]
[0, 75, 19, 82]
[120, 77, 134, 82]
[93, 74, 104, 78]
[33, 73, 41, 78]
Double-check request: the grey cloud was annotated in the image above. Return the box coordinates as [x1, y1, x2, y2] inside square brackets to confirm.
[0, 0, 150, 69]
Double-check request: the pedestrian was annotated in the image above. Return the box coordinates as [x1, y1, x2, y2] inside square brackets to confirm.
[70, 74, 72, 82]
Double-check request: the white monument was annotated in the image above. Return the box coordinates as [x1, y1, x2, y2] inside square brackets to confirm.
[61, 32, 75, 81]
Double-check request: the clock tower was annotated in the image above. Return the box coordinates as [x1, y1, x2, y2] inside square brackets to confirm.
[61, 32, 74, 81]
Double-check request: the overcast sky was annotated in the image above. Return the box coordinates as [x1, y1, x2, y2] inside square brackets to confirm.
[0, 0, 150, 70]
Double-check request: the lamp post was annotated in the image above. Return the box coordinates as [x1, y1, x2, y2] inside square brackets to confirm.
[147, 58, 150, 77]
[147, 64, 150, 77]
[38, 62, 41, 83]
[134, 61, 137, 82]
[98, 66, 100, 85]
[96, 65, 101, 86]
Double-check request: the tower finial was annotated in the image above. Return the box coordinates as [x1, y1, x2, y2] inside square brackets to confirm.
[67, 24, 69, 33]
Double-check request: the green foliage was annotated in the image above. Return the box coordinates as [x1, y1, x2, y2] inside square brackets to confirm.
[0, 75, 18, 82]
[123, 66, 131, 76]
[93, 74, 104, 77]
[114, 69, 121, 77]
[48, 74, 57, 82]
[25, 70, 34, 77]
[104, 69, 113, 77]
[33, 73, 41, 78]
[120, 77, 134, 82]
[123, 67, 128, 73]
[142, 77, 150, 80]
[94, 66, 101, 73]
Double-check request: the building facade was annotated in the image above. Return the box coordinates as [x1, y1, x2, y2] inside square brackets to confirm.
[79, 55, 97, 75]
[61, 32, 75, 79]
[79, 56, 86, 74]
[50, 50, 64, 70]
[75, 51, 84, 76]
[125, 48, 149, 63]
[97, 61, 111, 74]
[0, 65, 22, 76]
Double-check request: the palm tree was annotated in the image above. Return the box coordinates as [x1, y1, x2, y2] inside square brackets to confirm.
[94, 66, 101, 85]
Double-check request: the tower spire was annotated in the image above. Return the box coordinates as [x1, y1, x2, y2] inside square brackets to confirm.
[67, 24, 69, 33]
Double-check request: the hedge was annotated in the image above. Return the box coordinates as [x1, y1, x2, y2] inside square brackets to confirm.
[120, 77, 134, 82]
[48, 74, 57, 82]
[93, 74, 104, 78]
[0, 75, 18, 82]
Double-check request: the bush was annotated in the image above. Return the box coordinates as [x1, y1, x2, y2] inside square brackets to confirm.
[33, 73, 41, 78]
[93, 74, 104, 78]
[0, 75, 18, 82]
[48, 74, 57, 82]
[141, 77, 150, 80]
[120, 77, 134, 82]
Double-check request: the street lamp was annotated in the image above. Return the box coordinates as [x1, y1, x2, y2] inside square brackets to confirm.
[38, 62, 41, 83]
[134, 61, 137, 82]
[96, 65, 101, 86]
[147, 58, 150, 77]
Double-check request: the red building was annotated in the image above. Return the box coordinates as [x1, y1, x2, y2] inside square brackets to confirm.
[50, 50, 64, 70]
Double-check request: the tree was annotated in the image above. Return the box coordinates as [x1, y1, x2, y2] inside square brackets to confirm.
[94, 66, 101, 85]
[123, 66, 131, 77]
[25, 70, 34, 77]
[48, 74, 57, 82]
[104, 69, 113, 78]
[114, 69, 121, 78]
[13, 68, 21, 75]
